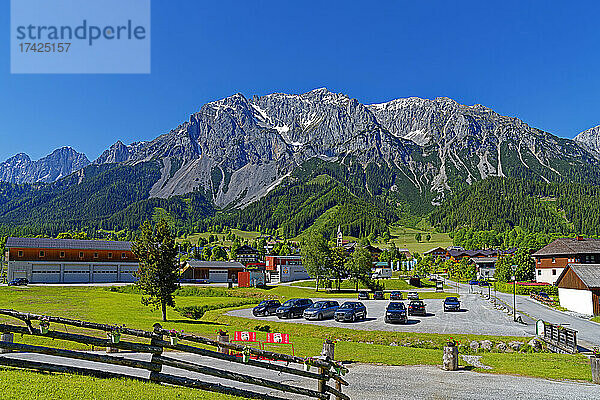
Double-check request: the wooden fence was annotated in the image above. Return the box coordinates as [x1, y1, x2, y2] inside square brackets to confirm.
[0, 309, 349, 400]
[539, 321, 577, 354]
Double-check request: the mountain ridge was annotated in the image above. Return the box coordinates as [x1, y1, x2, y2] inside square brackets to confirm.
[3, 89, 600, 215]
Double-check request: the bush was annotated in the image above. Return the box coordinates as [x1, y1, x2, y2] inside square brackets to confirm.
[175, 299, 258, 319]
[494, 282, 558, 296]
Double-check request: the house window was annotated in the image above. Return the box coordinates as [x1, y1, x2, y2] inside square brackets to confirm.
[94, 252, 99, 258]
[18, 250, 23, 257]
[79, 252, 84, 258]
[108, 252, 113, 259]
[537, 270, 542, 276]
[60, 251, 65, 258]
[537, 259, 541, 264]
[39, 250, 45, 257]
[121, 252, 127, 259]
[552, 257, 556, 263]
[552, 269, 557, 275]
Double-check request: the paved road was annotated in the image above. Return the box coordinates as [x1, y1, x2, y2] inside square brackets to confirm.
[228, 294, 530, 336]
[2, 353, 598, 399]
[461, 282, 600, 347]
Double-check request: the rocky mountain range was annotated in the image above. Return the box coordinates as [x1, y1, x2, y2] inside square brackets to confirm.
[574, 125, 600, 156]
[0, 147, 90, 184]
[3, 89, 600, 210]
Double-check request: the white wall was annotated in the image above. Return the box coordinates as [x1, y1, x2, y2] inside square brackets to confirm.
[558, 288, 593, 315]
[535, 267, 564, 284]
[279, 265, 310, 283]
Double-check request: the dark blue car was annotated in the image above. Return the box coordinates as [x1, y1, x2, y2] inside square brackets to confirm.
[443, 296, 461, 312]
[252, 300, 281, 317]
[334, 301, 367, 322]
[276, 298, 313, 319]
[385, 302, 407, 324]
[8, 278, 28, 286]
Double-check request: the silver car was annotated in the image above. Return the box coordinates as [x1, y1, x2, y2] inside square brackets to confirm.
[303, 300, 339, 320]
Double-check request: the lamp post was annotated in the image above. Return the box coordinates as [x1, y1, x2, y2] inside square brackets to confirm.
[511, 264, 517, 322]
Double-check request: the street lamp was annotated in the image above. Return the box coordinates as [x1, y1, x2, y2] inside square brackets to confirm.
[511, 264, 517, 322]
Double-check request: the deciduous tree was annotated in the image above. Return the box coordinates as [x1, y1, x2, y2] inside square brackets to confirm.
[132, 219, 180, 322]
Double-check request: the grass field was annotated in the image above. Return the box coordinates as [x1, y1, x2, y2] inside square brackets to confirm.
[0, 368, 242, 400]
[0, 285, 593, 398]
[386, 226, 452, 255]
[182, 229, 262, 246]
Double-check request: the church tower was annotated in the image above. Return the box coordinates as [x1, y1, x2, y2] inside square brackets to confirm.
[336, 225, 343, 247]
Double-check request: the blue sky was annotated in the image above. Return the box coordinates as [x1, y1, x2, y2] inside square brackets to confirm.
[2, 1, 600, 161]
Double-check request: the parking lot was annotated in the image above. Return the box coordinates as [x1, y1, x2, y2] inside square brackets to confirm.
[228, 293, 529, 336]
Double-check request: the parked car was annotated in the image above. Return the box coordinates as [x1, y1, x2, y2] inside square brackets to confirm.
[384, 302, 408, 324]
[276, 298, 313, 319]
[252, 300, 281, 317]
[8, 278, 28, 286]
[443, 297, 461, 312]
[334, 301, 367, 322]
[408, 300, 426, 316]
[478, 281, 490, 287]
[407, 292, 419, 300]
[303, 300, 339, 320]
[390, 291, 403, 300]
[373, 291, 385, 300]
[358, 291, 370, 300]
[468, 280, 479, 285]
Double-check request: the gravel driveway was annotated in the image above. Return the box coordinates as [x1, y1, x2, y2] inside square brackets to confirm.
[228, 293, 530, 336]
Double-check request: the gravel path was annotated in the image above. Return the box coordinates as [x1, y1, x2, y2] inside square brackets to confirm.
[2, 353, 598, 399]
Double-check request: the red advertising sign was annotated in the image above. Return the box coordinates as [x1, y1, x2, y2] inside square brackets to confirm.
[265, 332, 290, 344]
[234, 331, 257, 342]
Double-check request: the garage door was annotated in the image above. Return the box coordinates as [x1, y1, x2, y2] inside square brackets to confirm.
[93, 265, 118, 283]
[31, 264, 61, 283]
[64, 265, 90, 283]
[209, 270, 228, 283]
[119, 265, 138, 282]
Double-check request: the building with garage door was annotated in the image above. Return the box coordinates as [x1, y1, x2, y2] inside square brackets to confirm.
[5, 237, 139, 284]
[180, 260, 244, 283]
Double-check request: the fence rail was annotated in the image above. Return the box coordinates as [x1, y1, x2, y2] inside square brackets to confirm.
[0, 309, 349, 400]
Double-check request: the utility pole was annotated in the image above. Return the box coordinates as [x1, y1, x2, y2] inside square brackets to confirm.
[512, 264, 517, 322]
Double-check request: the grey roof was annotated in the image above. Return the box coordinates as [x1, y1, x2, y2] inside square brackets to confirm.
[557, 264, 600, 289]
[532, 238, 600, 257]
[5, 237, 131, 251]
[186, 260, 244, 269]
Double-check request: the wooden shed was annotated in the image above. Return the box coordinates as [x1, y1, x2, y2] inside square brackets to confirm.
[555, 264, 600, 316]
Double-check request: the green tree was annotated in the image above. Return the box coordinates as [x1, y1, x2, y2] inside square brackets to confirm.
[345, 246, 372, 292]
[132, 219, 180, 322]
[211, 246, 228, 261]
[329, 246, 348, 291]
[425, 234, 431, 242]
[415, 233, 422, 243]
[201, 246, 212, 261]
[302, 232, 331, 291]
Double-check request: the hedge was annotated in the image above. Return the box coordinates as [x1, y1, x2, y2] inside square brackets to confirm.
[493, 282, 558, 296]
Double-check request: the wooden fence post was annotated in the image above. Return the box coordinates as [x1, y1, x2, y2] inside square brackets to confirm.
[217, 332, 230, 355]
[592, 356, 600, 384]
[321, 340, 335, 360]
[149, 323, 164, 382]
[0, 333, 13, 354]
[442, 345, 459, 371]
